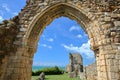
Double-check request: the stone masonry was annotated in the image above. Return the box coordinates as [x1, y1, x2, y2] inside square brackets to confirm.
[66, 53, 83, 78]
[0, 0, 120, 80]
[85, 62, 97, 80]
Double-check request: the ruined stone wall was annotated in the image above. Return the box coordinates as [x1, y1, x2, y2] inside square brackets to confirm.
[0, 16, 20, 79]
[66, 53, 83, 78]
[85, 62, 97, 80]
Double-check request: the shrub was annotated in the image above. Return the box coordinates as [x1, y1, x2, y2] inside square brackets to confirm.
[32, 66, 64, 76]
[32, 71, 36, 76]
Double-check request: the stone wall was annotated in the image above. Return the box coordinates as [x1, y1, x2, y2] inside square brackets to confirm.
[0, 16, 20, 79]
[85, 62, 97, 80]
[66, 53, 83, 78]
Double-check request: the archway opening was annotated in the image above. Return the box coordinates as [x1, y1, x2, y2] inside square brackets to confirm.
[31, 16, 96, 80]
[25, 3, 99, 80]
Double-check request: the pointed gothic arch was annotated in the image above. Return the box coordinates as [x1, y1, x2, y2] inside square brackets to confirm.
[26, 3, 96, 56]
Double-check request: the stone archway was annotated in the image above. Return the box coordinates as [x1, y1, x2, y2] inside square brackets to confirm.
[0, 0, 120, 80]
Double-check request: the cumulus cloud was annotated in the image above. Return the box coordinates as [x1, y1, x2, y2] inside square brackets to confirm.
[41, 44, 52, 49]
[0, 16, 3, 22]
[2, 3, 10, 12]
[69, 26, 80, 32]
[61, 41, 94, 59]
[47, 38, 54, 42]
[76, 34, 83, 38]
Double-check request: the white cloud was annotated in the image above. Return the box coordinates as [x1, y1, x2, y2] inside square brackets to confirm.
[41, 44, 52, 49]
[47, 38, 54, 42]
[0, 16, 3, 22]
[2, 4, 10, 12]
[41, 35, 54, 42]
[61, 41, 94, 59]
[1, 4, 18, 17]
[69, 26, 80, 32]
[13, 12, 18, 16]
[41, 44, 47, 47]
[76, 34, 83, 38]
[33, 61, 65, 66]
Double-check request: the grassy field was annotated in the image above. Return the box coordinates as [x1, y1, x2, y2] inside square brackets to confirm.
[32, 73, 81, 80]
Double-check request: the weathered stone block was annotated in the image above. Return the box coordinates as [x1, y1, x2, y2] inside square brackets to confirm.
[111, 32, 116, 37]
[105, 54, 115, 59]
[17, 34, 23, 38]
[113, 60, 119, 65]
[106, 59, 113, 66]
[20, 27, 26, 32]
[104, 17, 111, 22]
[114, 21, 120, 27]
[115, 54, 120, 59]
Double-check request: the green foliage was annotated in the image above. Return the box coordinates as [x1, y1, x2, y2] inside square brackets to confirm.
[32, 66, 64, 76]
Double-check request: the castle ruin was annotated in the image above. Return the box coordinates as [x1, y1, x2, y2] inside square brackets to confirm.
[66, 53, 83, 78]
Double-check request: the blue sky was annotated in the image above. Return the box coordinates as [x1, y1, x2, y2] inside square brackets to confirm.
[0, 0, 95, 66]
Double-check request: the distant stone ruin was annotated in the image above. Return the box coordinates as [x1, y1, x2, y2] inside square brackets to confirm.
[66, 53, 83, 78]
[66, 53, 97, 80]
[84, 62, 97, 80]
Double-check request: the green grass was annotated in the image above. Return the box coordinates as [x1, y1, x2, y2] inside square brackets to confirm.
[31, 73, 81, 80]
